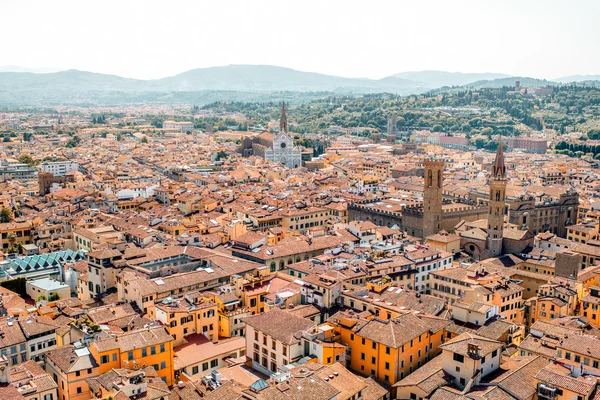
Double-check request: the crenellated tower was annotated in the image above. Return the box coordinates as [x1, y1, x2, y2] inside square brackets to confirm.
[422, 158, 445, 238]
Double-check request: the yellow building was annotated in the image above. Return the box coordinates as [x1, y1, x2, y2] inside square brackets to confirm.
[201, 290, 250, 338]
[426, 231, 461, 254]
[581, 286, 600, 327]
[89, 326, 175, 386]
[0, 221, 34, 252]
[462, 280, 524, 324]
[329, 311, 449, 385]
[280, 207, 333, 233]
[45, 344, 100, 400]
[146, 294, 219, 346]
[567, 222, 599, 244]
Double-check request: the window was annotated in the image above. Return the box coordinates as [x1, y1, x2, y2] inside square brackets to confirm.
[192, 366, 199, 375]
[492, 350, 498, 358]
[101, 355, 109, 364]
[202, 362, 209, 371]
[128, 351, 134, 361]
[113, 353, 117, 362]
[385, 362, 390, 370]
[386, 346, 390, 355]
[77, 387, 82, 394]
[160, 361, 166, 370]
[160, 344, 165, 353]
[360, 353, 365, 361]
[151, 346, 156, 355]
[350, 334, 354, 341]
[142, 348, 147, 357]
[453, 353, 464, 363]
[211, 359, 218, 368]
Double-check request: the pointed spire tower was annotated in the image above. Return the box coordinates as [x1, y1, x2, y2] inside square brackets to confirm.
[279, 101, 288, 133]
[486, 136, 507, 258]
[492, 137, 506, 179]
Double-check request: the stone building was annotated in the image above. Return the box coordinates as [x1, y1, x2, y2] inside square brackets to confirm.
[240, 102, 302, 168]
[349, 159, 488, 238]
[458, 141, 536, 260]
[485, 140, 507, 259]
[422, 159, 444, 238]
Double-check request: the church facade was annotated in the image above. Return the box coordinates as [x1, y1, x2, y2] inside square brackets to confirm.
[240, 103, 302, 168]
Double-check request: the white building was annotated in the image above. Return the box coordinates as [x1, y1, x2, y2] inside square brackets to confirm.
[405, 245, 453, 293]
[26, 278, 70, 301]
[243, 310, 315, 376]
[439, 333, 503, 389]
[452, 301, 498, 326]
[246, 103, 302, 169]
[40, 161, 79, 176]
[163, 120, 194, 133]
[20, 317, 58, 362]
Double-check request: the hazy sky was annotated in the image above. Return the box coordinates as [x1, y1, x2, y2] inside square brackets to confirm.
[2, 0, 598, 80]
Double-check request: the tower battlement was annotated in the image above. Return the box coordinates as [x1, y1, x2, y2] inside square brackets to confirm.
[424, 159, 445, 168]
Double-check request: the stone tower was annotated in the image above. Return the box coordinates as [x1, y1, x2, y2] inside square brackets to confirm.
[423, 159, 445, 238]
[280, 102, 288, 133]
[387, 113, 397, 135]
[486, 139, 507, 257]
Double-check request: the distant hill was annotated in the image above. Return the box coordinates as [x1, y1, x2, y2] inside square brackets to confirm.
[151, 65, 422, 93]
[0, 65, 576, 106]
[0, 69, 141, 92]
[391, 70, 510, 88]
[554, 74, 600, 83]
[464, 77, 557, 89]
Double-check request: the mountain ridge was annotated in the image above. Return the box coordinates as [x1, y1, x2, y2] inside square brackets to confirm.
[0, 64, 577, 106]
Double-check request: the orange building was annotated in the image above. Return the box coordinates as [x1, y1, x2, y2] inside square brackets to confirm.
[581, 286, 600, 327]
[45, 344, 100, 400]
[329, 311, 449, 385]
[146, 293, 219, 346]
[89, 326, 175, 386]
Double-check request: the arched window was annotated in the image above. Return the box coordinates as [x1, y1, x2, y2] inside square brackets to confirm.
[496, 191, 501, 201]
[427, 170, 433, 188]
[437, 170, 442, 188]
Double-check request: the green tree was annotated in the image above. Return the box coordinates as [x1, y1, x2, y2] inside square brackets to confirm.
[0, 208, 13, 223]
[18, 154, 36, 167]
[141, 135, 148, 144]
[66, 135, 80, 148]
[215, 150, 228, 161]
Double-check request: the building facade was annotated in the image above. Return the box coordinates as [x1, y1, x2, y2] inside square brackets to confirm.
[240, 103, 302, 168]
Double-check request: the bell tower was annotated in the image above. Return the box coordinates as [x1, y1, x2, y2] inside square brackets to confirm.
[422, 159, 445, 238]
[486, 139, 507, 257]
[279, 101, 288, 133]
